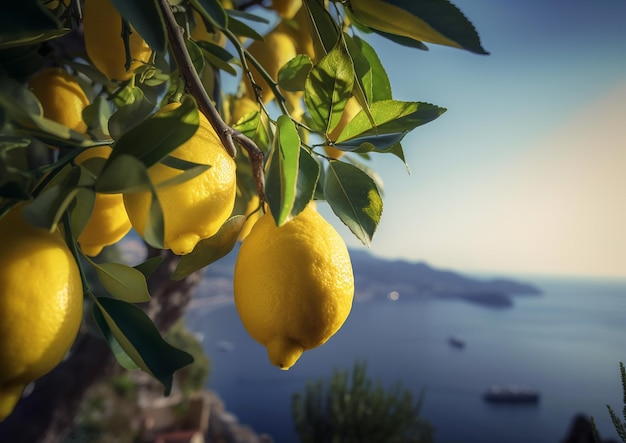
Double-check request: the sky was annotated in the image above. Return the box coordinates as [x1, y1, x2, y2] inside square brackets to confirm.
[319, 0, 626, 279]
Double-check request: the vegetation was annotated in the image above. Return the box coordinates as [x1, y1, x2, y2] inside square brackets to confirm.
[0, 0, 486, 436]
[292, 361, 434, 443]
[593, 362, 626, 443]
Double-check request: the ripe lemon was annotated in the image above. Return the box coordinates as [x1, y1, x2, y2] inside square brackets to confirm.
[324, 96, 362, 159]
[229, 96, 260, 126]
[76, 146, 132, 257]
[191, 9, 227, 47]
[83, 0, 152, 81]
[237, 193, 261, 241]
[234, 205, 354, 370]
[269, 0, 303, 19]
[0, 207, 83, 420]
[28, 67, 89, 134]
[123, 103, 237, 255]
[275, 6, 316, 61]
[245, 30, 297, 104]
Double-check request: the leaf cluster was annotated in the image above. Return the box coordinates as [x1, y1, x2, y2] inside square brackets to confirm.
[291, 360, 434, 443]
[0, 0, 486, 396]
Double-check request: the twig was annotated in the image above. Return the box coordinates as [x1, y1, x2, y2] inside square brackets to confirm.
[156, 0, 266, 202]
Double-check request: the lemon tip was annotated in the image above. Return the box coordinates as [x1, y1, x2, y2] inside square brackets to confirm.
[266, 336, 304, 370]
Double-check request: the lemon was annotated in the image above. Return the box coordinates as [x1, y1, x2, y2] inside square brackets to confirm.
[191, 9, 227, 47]
[237, 193, 261, 241]
[0, 206, 83, 420]
[234, 205, 354, 370]
[76, 146, 132, 257]
[324, 96, 362, 159]
[275, 6, 316, 61]
[245, 30, 297, 104]
[123, 103, 237, 255]
[229, 96, 260, 126]
[83, 0, 152, 81]
[28, 67, 89, 134]
[269, 0, 303, 19]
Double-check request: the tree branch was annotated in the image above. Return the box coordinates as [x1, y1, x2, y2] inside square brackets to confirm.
[157, 0, 266, 203]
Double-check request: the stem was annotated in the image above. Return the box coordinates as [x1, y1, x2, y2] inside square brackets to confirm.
[157, 0, 266, 202]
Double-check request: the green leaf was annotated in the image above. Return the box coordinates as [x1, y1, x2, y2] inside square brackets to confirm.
[91, 261, 151, 303]
[108, 86, 155, 140]
[232, 110, 269, 149]
[227, 16, 265, 41]
[347, 0, 488, 55]
[82, 96, 112, 139]
[143, 189, 165, 250]
[324, 160, 383, 245]
[0, 28, 69, 50]
[303, 0, 340, 56]
[155, 157, 210, 189]
[93, 297, 194, 395]
[134, 255, 165, 279]
[110, 0, 166, 53]
[278, 54, 313, 92]
[345, 35, 392, 103]
[292, 148, 320, 217]
[70, 188, 96, 239]
[0, 3, 61, 36]
[335, 100, 446, 150]
[107, 95, 199, 169]
[196, 40, 238, 76]
[22, 166, 81, 231]
[266, 115, 301, 226]
[96, 154, 153, 194]
[172, 215, 244, 281]
[304, 41, 354, 134]
[185, 39, 206, 79]
[92, 304, 140, 370]
[190, 0, 228, 30]
[0, 76, 42, 117]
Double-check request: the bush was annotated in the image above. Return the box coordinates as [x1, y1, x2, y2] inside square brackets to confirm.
[291, 361, 434, 443]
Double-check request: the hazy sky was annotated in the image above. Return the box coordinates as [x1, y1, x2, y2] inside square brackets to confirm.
[320, 0, 626, 279]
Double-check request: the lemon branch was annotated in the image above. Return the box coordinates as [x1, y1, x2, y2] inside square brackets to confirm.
[157, 0, 266, 203]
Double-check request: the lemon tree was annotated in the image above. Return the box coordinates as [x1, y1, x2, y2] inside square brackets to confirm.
[0, 0, 487, 429]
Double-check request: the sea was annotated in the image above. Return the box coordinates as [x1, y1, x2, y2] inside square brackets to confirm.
[184, 275, 626, 443]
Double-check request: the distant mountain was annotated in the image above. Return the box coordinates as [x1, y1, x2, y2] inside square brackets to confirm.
[348, 249, 541, 308]
[194, 245, 541, 309]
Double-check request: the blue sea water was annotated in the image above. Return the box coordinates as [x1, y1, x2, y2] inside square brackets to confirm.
[184, 276, 626, 443]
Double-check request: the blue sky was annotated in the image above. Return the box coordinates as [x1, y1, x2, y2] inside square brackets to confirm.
[319, 0, 626, 279]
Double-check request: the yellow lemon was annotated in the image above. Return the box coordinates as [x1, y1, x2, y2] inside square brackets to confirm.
[245, 30, 297, 104]
[28, 67, 89, 134]
[83, 0, 152, 81]
[324, 96, 362, 159]
[0, 206, 83, 420]
[275, 5, 316, 61]
[269, 0, 303, 19]
[234, 205, 354, 370]
[76, 146, 132, 257]
[237, 193, 261, 241]
[123, 103, 237, 255]
[229, 96, 260, 126]
[191, 9, 227, 47]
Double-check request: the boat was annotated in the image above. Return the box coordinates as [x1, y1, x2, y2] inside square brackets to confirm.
[483, 385, 540, 404]
[447, 335, 466, 349]
[217, 340, 235, 352]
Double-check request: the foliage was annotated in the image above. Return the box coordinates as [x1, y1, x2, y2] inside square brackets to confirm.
[592, 362, 626, 443]
[0, 0, 486, 405]
[164, 320, 211, 395]
[63, 373, 143, 443]
[291, 361, 434, 443]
